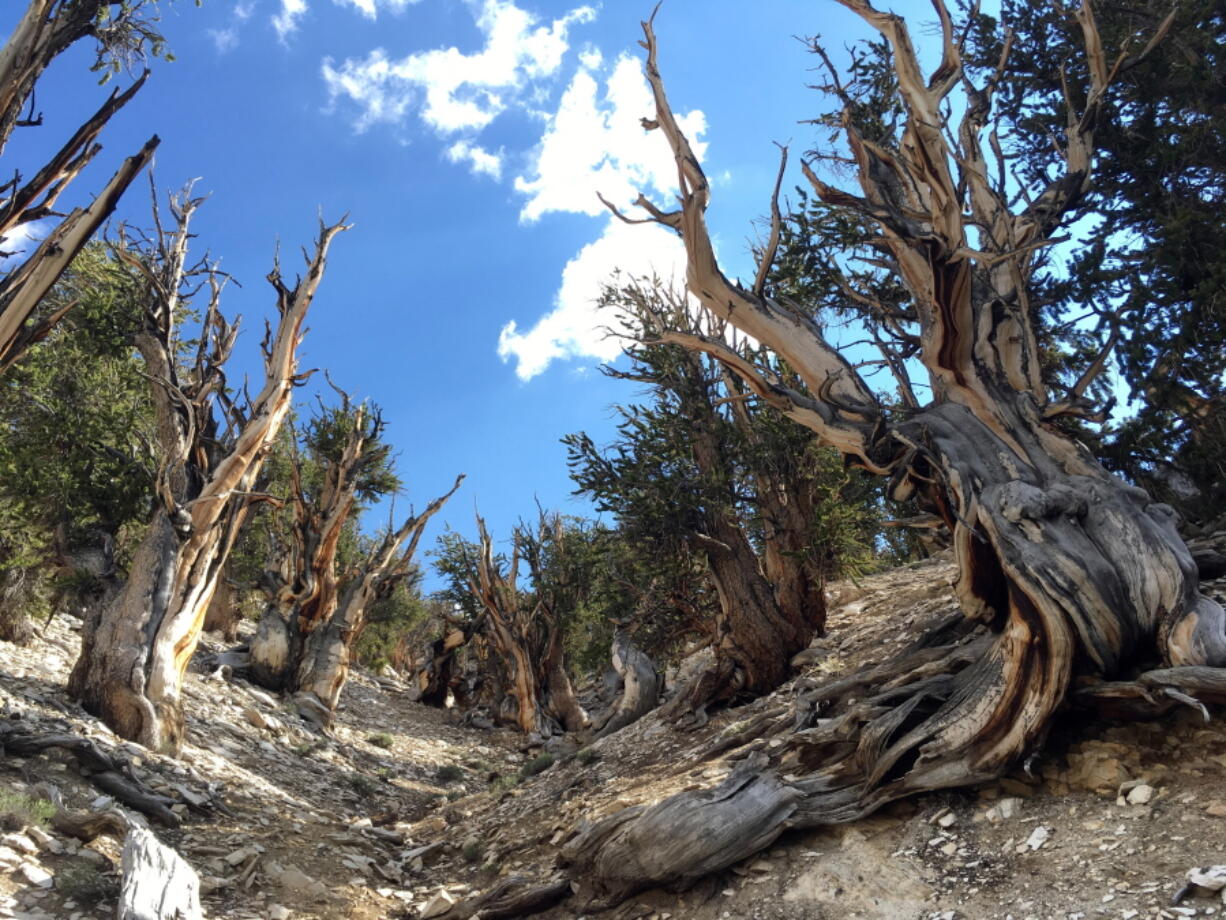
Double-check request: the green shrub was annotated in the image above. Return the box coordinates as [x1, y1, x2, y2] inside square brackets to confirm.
[462, 840, 483, 863]
[520, 753, 555, 779]
[0, 789, 56, 829]
[55, 861, 116, 901]
[575, 747, 599, 766]
[367, 732, 394, 749]
[435, 764, 464, 785]
[346, 773, 378, 797]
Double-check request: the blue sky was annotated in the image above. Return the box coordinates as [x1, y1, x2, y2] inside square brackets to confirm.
[4, 0, 898, 586]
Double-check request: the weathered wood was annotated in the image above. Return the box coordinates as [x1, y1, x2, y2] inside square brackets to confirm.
[527, 2, 1226, 906]
[593, 632, 659, 739]
[0, 723, 183, 826]
[251, 474, 463, 726]
[118, 825, 202, 920]
[440, 876, 571, 920]
[68, 193, 350, 753]
[467, 513, 588, 736]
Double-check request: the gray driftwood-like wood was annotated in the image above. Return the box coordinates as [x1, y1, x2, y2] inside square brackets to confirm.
[0, 723, 184, 826]
[463, 2, 1226, 910]
[593, 632, 659, 739]
[118, 825, 202, 920]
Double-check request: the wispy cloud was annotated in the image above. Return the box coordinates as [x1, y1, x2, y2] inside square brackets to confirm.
[445, 139, 503, 180]
[272, 0, 308, 41]
[209, 2, 256, 54]
[334, 0, 421, 18]
[498, 53, 708, 380]
[321, 0, 596, 134]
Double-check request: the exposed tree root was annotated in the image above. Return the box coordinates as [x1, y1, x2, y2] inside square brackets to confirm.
[0, 720, 217, 826]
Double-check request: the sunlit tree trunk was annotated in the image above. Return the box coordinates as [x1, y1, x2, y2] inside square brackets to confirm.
[255, 475, 462, 726]
[68, 191, 348, 753]
[547, 2, 1226, 904]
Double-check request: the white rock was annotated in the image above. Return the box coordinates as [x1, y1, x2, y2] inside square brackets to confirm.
[20, 863, 53, 888]
[1188, 865, 1226, 891]
[1126, 784, 1154, 805]
[419, 891, 456, 919]
[23, 828, 62, 856]
[1, 834, 37, 855]
[268, 906, 290, 920]
[1025, 826, 1050, 850]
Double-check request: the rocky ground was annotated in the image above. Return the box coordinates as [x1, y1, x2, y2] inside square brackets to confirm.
[1, 545, 1225, 920]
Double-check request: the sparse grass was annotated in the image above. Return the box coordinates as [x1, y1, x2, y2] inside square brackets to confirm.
[435, 764, 465, 785]
[292, 740, 325, 758]
[492, 774, 519, 793]
[55, 861, 116, 901]
[446, 789, 464, 802]
[0, 788, 56, 829]
[346, 773, 378, 797]
[575, 747, 600, 766]
[462, 840, 484, 863]
[375, 766, 393, 779]
[367, 732, 394, 749]
[520, 753, 555, 779]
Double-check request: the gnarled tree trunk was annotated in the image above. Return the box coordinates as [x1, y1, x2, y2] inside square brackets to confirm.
[592, 631, 660, 739]
[664, 349, 814, 717]
[492, 1, 1226, 907]
[468, 514, 588, 736]
[252, 474, 463, 726]
[69, 191, 348, 753]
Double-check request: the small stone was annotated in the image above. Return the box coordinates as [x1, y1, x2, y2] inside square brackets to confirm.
[1126, 784, 1154, 805]
[1, 834, 37, 856]
[268, 906, 290, 920]
[1205, 803, 1226, 818]
[419, 891, 456, 919]
[20, 864, 53, 889]
[940, 841, 958, 857]
[937, 811, 957, 829]
[242, 707, 267, 730]
[1025, 826, 1050, 850]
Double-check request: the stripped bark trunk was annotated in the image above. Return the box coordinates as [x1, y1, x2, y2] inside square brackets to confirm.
[593, 631, 659, 738]
[526, 2, 1226, 906]
[68, 192, 348, 752]
[251, 474, 463, 726]
[468, 514, 588, 736]
[118, 826, 202, 920]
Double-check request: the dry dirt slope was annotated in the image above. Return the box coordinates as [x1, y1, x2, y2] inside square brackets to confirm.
[0, 551, 1224, 920]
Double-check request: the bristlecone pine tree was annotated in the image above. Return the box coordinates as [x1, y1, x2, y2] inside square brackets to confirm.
[0, 0, 162, 372]
[68, 189, 349, 753]
[248, 398, 463, 725]
[466, 513, 588, 736]
[569, 280, 846, 719]
[540, 1, 1226, 905]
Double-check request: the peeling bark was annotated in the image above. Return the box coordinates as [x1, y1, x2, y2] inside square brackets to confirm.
[467, 514, 588, 736]
[527, 1, 1226, 905]
[69, 191, 349, 753]
[252, 474, 463, 726]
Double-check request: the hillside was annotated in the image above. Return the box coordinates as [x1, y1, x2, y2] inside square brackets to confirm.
[2, 545, 1225, 920]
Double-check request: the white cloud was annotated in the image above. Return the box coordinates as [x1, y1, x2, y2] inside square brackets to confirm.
[497, 218, 688, 381]
[445, 140, 503, 180]
[209, 2, 257, 53]
[272, 0, 308, 41]
[514, 53, 707, 223]
[209, 27, 239, 53]
[321, 0, 596, 134]
[334, 0, 421, 18]
[497, 52, 709, 379]
[0, 220, 49, 268]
